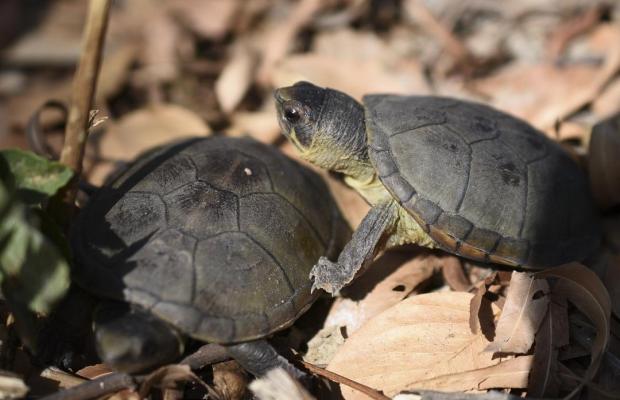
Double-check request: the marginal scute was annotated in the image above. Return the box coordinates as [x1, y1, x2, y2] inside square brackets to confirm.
[371, 149, 398, 178]
[411, 197, 442, 226]
[435, 213, 473, 241]
[465, 227, 501, 254]
[383, 174, 415, 203]
[491, 237, 529, 266]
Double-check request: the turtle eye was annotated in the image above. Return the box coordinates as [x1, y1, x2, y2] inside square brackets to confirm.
[283, 103, 302, 124]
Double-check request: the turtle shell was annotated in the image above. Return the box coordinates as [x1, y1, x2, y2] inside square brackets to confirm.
[365, 95, 600, 268]
[72, 137, 344, 343]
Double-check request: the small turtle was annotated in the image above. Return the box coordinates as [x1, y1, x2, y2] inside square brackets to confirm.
[71, 136, 349, 376]
[274, 81, 600, 294]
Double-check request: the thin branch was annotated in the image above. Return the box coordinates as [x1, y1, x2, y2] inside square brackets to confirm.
[59, 0, 112, 205]
[38, 372, 136, 400]
[299, 361, 390, 400]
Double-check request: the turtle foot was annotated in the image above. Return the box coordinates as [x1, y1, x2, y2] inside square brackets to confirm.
[309, 257, 350, 296]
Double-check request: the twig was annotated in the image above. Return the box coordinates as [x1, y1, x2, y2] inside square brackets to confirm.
[58, 0, 111, 206]
[38, 372, 136, 400]
[299, 360, 390, 400]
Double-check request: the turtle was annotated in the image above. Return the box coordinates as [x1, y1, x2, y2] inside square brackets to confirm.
[70, 136, 349, 376]
[274, 81, 601, 295]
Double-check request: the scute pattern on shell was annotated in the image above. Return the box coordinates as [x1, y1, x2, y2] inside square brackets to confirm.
[365, 94, 600, 268]
[72, 137, 340, 343]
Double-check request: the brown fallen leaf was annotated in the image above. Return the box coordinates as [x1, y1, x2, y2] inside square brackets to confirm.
[546, 4, 607, 62]
[324, 251, 439, 336]
[212, 361, 247, 400]
[440, 256, 469, 291]
[169, 0, 240, 40]
[138, 365, 216, 399]
[527, 294, 569, 397]
[536, 263, 612, 397]
[215, 43, 258, 114]
[88, 104, 211, 185]
[469, 272, 500, 337]
[485, 271, 550, 354]
[272, 54, 428, 102]
[256, 0, 325, 86]
[405, 356, 532, 392]
[474, 24, 620, 132]
[227, 107, 282, 144]
[327, 292, 530, 398]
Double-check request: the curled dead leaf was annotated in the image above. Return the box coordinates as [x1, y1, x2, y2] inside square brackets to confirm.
[536, 263, 612, 397]
[485, 271, 550, 355]
[528, 294, 569, 398]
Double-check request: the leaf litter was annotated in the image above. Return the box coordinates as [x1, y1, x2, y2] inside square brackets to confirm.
[1, 1, 620, 399]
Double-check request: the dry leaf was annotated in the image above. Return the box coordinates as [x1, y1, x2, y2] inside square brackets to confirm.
[139, 365, 215, 399]
[324, 251, 439, 336]
[76, 364, 114, 380]
[475, 23, 620, 131]
[440, 256, 469, 291]
[469, 272, 499, 336]
[169, 0, 240, 40]
[213, 361, 247, 400]
[249, 368, 315, 400]
[215, 44, 257, 113]
[257, 0, 324, 86]
[304, 325, 347, 366]
[227, 107, 281, 144]
[88, 104, 211, 185]
[588, 112, 620, 210]
[327, 292, 532, 398]
[528, 294, 569, 397]
[536, 263, 612, 396]
[592, 77, 620, 119]
[485, 271, 550, 354]
[405, 356, 532, 392]
[272, 54, 428, 101]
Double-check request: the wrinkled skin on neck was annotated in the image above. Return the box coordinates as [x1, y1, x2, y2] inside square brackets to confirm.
[274, 82, 376, 187]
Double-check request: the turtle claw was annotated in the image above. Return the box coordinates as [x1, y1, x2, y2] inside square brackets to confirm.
[309, 257, 348, 296]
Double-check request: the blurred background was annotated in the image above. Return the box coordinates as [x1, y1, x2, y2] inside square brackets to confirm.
[1, 1, 620, 397]
[1, 0, 618, 194]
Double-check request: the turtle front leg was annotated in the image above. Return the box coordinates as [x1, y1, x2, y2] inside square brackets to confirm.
[225, 340, 307, 380]
[311, 200, 398, 295]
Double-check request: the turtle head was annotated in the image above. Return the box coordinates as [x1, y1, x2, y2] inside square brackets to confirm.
[274, 81, 369, 175]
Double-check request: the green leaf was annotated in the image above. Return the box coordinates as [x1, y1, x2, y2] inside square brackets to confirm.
[0, 205, 70, 316]
[0, 149, 73, 206]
